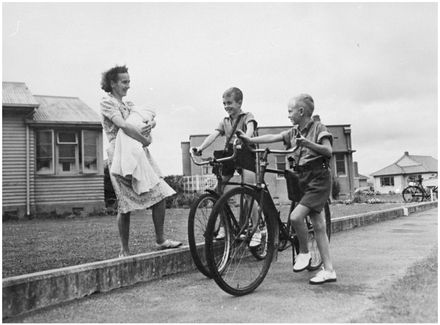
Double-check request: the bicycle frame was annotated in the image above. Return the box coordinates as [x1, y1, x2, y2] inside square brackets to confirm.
[190, 139, 298, 259]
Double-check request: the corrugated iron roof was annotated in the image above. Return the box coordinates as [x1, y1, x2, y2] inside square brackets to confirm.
[32, 95, 100, 124]
[371, 153, 438, 176]
[2, 82, 39, 107]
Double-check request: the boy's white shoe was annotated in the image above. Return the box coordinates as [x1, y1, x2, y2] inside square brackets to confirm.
[309, 267, 337, 284]
[249, 231, 262, 247]
[293, 253, 311, 272]
[215, 227, 225, 240]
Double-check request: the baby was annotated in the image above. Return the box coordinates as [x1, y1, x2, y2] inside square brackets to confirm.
[110, 106, 161, 194]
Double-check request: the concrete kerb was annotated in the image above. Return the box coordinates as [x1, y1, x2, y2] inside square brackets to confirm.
[3, 201, 437, 318]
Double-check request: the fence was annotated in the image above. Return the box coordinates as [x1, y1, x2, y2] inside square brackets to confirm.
[183, 175, 217, 193]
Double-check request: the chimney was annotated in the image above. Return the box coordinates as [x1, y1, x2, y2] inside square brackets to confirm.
[404, 151, 409, 156]
[353, 161, 359, 177]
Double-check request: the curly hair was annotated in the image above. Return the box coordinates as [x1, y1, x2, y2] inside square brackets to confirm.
[100, 65, 129, 93]
[223, 87, 243, 103]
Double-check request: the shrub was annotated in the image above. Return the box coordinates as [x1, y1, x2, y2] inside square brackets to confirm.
[164, 175, 201, 208]
[353, 193, 363, 203]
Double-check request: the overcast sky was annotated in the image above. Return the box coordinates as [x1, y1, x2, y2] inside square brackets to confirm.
[3, 2, 438, 176]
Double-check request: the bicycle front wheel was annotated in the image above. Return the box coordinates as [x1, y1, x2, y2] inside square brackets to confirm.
[188, 193, 217, 278]
[402, 186, 424, 203]
[205, 186, 276, 296]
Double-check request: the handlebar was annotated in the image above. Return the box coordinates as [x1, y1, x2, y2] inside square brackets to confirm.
[189, 138, 240, 166]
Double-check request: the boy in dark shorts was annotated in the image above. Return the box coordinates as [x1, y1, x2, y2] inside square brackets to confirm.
[237, 93, 336, 285]
[192, 87, 260, 245]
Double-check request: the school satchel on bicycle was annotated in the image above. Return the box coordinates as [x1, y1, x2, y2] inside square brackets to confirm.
[284, 169, 302, 203]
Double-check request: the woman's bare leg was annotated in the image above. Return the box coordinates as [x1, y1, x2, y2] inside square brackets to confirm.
[151, 199, 166, 244]
[117, 211, 131, 256]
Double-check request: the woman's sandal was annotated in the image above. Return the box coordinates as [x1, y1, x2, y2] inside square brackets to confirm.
[156, 239, 182, 250]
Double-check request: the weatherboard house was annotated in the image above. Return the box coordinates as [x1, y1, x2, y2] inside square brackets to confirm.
[181, 118, 358, 202]
[370, 151, 438, 194]
[2, 82, 104, 219]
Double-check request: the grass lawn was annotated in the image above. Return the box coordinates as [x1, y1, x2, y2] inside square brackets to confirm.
[352, 247, 438, 322]
[3, 202, 407, 278]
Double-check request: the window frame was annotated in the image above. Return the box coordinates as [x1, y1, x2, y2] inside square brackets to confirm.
[81, 129, 100, 174]
[55, 131, 79, 175]
[275, 155, 286, 179]
[35, 128, 101, 176]
[36, 129, 55, 175]
[380, 176, 395, 187]
[335, 153, 346, 176]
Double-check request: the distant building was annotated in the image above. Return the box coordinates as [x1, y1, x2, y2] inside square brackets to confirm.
[353, 161, 369, 190]
[370, 151, 438, 194]
[181, 121, 357, 203]
[2, 82, 104, 218]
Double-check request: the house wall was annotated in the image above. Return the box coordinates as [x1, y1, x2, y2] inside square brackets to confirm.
[373, 173, 436, 194]
[2, 110, 32, 217]
[31, 128, 105, 216]
[33, 175, 104, 215]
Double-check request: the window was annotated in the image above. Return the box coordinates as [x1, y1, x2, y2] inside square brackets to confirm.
[36, 130, 54, 174]
[82, 130, 100, 173]
[276, 155, 286, 178]
[380, 176, 395, 187]
[57, 131, 78, 174]
[36, 128, 101, 175]
[335, 153, 346, 175]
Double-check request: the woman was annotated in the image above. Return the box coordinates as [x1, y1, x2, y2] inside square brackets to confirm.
[100, 65, 182, 257]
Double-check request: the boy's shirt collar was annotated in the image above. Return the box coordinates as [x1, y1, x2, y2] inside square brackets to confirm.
[296, 120, 314, 135]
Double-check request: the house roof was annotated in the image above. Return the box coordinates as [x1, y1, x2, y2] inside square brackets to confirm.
[2, 82, 39, 108]
[31, 95, 101, 125]
[357, 173, 369, 180]
[371, 152, 438, 176]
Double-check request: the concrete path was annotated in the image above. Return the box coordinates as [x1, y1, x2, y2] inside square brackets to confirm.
[6, 208, 438, 323]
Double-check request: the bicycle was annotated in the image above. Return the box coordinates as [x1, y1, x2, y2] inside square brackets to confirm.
[402, 177, 438, 203]
[204, 141, 331, 296]
[188, 140, 263, 278]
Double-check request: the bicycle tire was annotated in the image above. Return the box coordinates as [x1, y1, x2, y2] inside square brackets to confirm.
[205, 186, 276, 296]
[402, 186, 424, 203]
[187, 193, 218, 278]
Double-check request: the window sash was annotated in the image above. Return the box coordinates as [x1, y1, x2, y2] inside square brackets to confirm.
[335, 153, 346, 175]
[56, 140, 79, 174]
[36, 130, 55, 174]
[57, 131, 78, 144]
[380, 177, 395, 187]
[275, 155, 286, 178]
[81, 130, 99, 173]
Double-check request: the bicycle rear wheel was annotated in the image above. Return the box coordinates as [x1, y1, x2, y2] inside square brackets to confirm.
[187, 193, 217, 278]
[402, 186, 424, 203]
[300, 201, 332, 271]
[205, 186, 276, 296]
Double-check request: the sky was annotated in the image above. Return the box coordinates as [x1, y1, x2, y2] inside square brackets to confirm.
[2, 2, 438, 177]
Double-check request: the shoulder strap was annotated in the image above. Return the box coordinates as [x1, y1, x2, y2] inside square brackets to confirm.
[295, 123, 313, 165]
[224, 114, 244, 151]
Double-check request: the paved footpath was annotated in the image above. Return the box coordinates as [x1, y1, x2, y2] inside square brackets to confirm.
[6, 208, 438, 323]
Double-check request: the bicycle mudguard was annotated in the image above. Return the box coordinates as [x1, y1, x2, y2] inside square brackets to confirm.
[260, 188, 280, 260]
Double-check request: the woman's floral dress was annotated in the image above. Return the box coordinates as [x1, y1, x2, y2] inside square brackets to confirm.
[100, 93, 175, 213]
